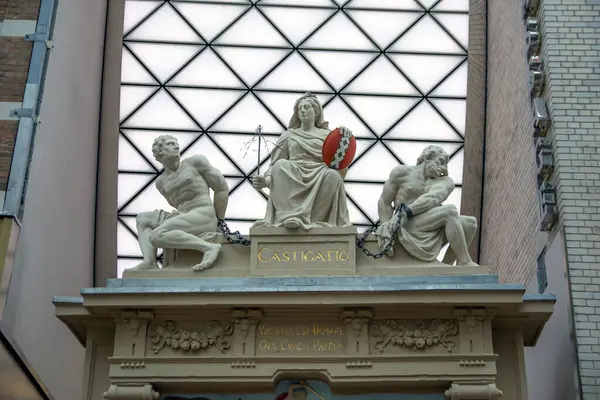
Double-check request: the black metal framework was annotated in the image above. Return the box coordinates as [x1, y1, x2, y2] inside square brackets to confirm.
[117, 0, 469, 269]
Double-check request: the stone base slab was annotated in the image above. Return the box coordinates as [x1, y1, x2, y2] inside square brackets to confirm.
[122, 227, 490, 279]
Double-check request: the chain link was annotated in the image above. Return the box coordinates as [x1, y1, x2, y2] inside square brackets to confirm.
[218, 219, 251, 246]
[356, 204, 407, 259]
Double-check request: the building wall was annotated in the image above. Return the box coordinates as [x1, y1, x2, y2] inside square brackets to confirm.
[479, 0, 541, 284]
[1, 0, 108, 398]
[0, 0, 39, 200]
[525, 228, 579, 400]
[538, 0, 600, 398]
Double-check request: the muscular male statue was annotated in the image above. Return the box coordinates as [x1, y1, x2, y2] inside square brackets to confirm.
[132, 135, 229, 272]
[376, 145, 478, 266]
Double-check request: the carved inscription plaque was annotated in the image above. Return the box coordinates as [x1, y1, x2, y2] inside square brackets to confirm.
[256, 321, 346, 356]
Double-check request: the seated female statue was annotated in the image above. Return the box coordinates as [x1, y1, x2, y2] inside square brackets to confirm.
[251, 92, 352, 230]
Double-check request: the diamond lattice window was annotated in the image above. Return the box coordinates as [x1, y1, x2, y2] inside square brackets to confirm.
[117, 0, 469, 274]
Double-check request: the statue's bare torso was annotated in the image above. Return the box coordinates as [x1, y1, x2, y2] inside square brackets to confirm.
[157, 159, 215, 216]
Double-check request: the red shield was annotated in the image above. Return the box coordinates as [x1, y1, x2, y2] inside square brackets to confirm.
[322, 127, 357, 170]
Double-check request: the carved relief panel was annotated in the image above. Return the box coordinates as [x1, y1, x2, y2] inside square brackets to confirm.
[369, 319, 459, 355]
[146, 320, 234, 356]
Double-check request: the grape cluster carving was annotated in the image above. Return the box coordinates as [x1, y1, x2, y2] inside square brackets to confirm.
[371, 319, 458, 353]
[148, 321, 233, 354]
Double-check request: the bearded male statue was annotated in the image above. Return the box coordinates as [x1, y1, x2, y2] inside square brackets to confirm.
[131, 134, 228, 272]
[375, 145, 478, 266]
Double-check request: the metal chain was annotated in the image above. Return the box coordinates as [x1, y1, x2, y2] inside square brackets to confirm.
[356, 204, 407, 259]
[218, 219, 251, 246]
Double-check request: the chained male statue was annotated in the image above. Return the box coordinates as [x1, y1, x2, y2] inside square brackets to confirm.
[132, 134, 229, 272]
[375, 145, 478, 266]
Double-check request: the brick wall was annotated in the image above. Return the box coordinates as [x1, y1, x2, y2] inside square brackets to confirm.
[539, 0, 600, 398]
[461, 0, 486, 261]
[0, 0, 38, 190]
[478, 0, 541, 284]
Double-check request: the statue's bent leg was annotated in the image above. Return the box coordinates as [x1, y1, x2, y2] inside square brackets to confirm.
[444, 210, 477, 267]
[148, 210, 222, 271]
[442, 215, 478, 265]
[132, 210, 162, 270]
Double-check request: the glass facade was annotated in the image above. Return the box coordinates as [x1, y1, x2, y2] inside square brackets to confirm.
[117, 0, 470, 274]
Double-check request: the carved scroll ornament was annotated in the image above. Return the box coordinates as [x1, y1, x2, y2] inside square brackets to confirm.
[371, 319, 458, 353]
[148, 321, 233, 354]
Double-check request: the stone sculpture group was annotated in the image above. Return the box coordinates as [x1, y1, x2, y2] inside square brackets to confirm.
[132, 92, 478, 272]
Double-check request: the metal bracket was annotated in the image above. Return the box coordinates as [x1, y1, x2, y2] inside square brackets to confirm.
[24, 30, 53, 49]
[10, 108, 41, 124]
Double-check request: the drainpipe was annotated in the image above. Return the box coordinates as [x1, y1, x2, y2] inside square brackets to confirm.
[3, 0, 58, 218]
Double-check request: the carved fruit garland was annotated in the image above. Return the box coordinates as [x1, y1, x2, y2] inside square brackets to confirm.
[371, 319, 458, 353]
[148, 321, 234, 354]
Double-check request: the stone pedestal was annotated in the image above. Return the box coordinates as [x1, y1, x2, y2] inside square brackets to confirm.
[249, 226, 357, 276]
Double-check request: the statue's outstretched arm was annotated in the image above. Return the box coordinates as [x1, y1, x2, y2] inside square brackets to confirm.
[190, 155, 229, 219]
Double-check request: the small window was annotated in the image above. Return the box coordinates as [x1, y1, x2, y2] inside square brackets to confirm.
[537, 247, 548, 293]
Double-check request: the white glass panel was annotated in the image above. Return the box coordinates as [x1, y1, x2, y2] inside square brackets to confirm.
[180, 135, 242, 175]
[385, 101, 463, 141]
[257, 53, 331, 92]
[121, 179, 176, 214]
[128, 43, 201, 83]
[120, 216, 139, 234]
[431, 62, 468, 97]
[346, 10, 420, 49]
[212, 133, 274, 174]
[256, 91, 333, 127]
[345, 95, 418, 136]
[118, 173, 155, 208]
[126, 4, 202, 43]
[418, 0, 440, 10]
[443, 186, 461, 213]
[123, 0, 162, 34]
[390, 15, 463, 54]
[345, 183, 383, 221]
[302, 13, 376, 50]
[170, 88, 244, 128]
[121, 49, 156, 84]
[226, 182, 268, 219]
[354, 138, 376, 161]
[225, 177, 244, 192]
[384, 141, 462, 166]
[214, 47, 289, 87]
[118, 221, 142, 257]
[214, 8, 289, 46]
[260, 0, 334, 5]
[222, 220, 254, 235]
[122, 129, 200, 170]
[120, 86, 157, 121]
[170, 48, 245, 88]
[322, 97, 374, 138]
[430, 99, 466, 134]
[389, 54, 464, 94]
[447, 148, 464, 184]
[261, 6, 335, 45]
[348, 0, 422, 10]
[434, 13, 469, 48]
[212, 93, 286, 133]
[346, 143, 400, 181]
[433, 0, 469, 12]
[119, 136, 155, 172]
[173, 2, 249, 42]
[301, 50, 376, 91]
[123, 89, 198, 130]
[347, 200, 370, 225]
[344, 56, 418, 95]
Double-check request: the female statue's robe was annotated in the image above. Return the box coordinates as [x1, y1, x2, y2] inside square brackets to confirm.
[253, 128, 351, 230]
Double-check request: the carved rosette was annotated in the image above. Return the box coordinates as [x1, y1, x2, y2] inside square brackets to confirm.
[371, 319, 458, 353]
[148, 321, 233, 354]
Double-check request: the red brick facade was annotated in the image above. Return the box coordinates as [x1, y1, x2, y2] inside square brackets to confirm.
[0, 0, 39, 190]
